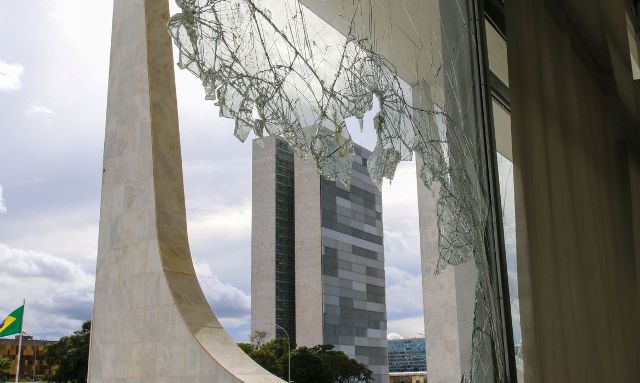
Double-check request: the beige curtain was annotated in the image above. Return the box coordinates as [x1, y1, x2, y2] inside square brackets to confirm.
[506, 1, 640, 382]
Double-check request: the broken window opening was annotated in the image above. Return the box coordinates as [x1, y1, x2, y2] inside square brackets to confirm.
[169, 0, 509, 381]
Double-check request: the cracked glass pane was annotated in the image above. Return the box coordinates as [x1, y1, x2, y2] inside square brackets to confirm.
[169, 0, 507, 381]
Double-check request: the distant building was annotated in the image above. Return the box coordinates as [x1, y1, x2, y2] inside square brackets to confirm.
[251, 136, 297, 341]
[0, 336, 57, 379]
[388, 338, 427, 373]
[252, 136, 388, 383]
[389, 371, 427, 383]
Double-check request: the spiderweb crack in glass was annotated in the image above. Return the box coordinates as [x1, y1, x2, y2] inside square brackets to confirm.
[168, 0, 506, 381]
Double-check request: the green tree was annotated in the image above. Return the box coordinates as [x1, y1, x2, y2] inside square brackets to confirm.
[239, 333, 293, 379]
[289, 347, 332, 383]
[261, 336, 293, 376]
[238, 342, 256, 355]
[249, 329, 269, 348]
[43, 320, 91, 383]
[239, 331, 372, 383]
[0, 355, 10, 381]
[313, 345, 373, 383]
[0, 355, 11, 370]
[251, 348, 283, 377]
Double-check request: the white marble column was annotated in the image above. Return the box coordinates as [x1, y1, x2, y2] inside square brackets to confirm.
[87, 0, 284, 381]
[415, 159, 476, 383]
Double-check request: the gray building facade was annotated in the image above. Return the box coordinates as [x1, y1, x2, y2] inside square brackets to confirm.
[252, 136, 389, 383]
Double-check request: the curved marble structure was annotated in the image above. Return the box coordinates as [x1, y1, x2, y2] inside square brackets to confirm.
[87, 0, 284, 381]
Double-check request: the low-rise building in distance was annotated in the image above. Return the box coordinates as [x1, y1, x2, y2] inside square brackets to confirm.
[389, 371, 427, 383]
[0, 336, 57, 379]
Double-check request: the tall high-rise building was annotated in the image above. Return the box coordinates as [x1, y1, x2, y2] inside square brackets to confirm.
[251, 137, 296, 340]
[252, 135, 389, 383]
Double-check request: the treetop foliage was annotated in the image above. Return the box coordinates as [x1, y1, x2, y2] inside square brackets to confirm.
[240, 331, 373, 383]
[43, 320, 91, 383]
[0, 356, 11, 371]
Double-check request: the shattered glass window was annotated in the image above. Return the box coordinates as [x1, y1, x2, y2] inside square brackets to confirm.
[168, 0, 509, 381]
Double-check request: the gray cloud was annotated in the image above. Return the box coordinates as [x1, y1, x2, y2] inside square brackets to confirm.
[385, 267, 424, 318]
[0, 244, 94, 338]
[0, 204, 99, 273]
[0, 242, 257, 340]
[196, 263, 251, 321]
[0, 244, 89, 281]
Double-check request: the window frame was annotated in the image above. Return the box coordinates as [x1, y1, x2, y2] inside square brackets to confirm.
[470, 0, 519, 381]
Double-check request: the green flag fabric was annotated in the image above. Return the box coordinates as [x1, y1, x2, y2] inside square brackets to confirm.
[0, 305, 23, 338]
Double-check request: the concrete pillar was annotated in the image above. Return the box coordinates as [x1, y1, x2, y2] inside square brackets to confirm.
[251, 138, 278, 339]
[416, 174, 463, 382]
[87, 0, 283, 381]
[293, 155, 324, 348]
[415, 160, 476, 383]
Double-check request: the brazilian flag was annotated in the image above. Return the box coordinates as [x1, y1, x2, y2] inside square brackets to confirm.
[0, 305, 23, 338]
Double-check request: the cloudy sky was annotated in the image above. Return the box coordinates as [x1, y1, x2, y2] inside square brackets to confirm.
[0, 0, 425, 342]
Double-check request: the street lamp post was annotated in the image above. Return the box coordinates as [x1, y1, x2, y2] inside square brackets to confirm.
[272, 323, 291, 383]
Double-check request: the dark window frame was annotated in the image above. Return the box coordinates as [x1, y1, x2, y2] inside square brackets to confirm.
[471, 0, 518, 381]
